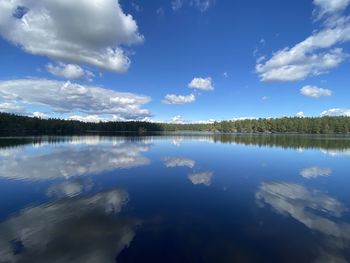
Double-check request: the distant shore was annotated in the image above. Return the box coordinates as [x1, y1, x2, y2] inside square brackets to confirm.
[1, 112, 350, 136]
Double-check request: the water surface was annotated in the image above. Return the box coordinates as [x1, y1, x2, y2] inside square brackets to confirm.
[0, 134, 350, 263]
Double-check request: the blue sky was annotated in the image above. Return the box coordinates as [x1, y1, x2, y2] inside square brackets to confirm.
[0, 0, 349, 123]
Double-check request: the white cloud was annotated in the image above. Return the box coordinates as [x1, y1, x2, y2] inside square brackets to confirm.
[188, 77, 214, 91]
[189, 118, 216, 124]
[32, 111, 48, 119]
[300, 85, 332, 98]
[171, 0, 213, 12]
[300, 166, 332, 178]
[321, 108, 350, 116]
[163, 94, 195, 104]
[0, 102, 24, 113]
[257, 47, 347, 82]
[232, 117, 257, 121]
[68, 114, 150, 123]
[313, 0, 350, 19]
[296, 111, 305, 118]
[0, 0, 143, 72]
[171, 115, 184, 124]
[163, 157, 195, 168]
[188, 171, 213, 186]
[46, 63, 94, 81]
[256, 0, 350, 82]
[0, 79, 151, 120]
[68, 115, 107, 123]
[261, 96, 270, 101]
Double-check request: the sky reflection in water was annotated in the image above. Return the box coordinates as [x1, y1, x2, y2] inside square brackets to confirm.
[0, 135, 350, 263]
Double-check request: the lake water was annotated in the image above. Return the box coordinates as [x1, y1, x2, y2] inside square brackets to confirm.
[0, 134, 350, 263]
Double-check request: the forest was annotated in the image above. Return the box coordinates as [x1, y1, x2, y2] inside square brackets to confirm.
[0, 112, 350, 135]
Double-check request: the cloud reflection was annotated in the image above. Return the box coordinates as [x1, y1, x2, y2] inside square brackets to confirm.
[188, 172, 213, 186]
[47, 179, 94, 198]
[256, 182, 350, 261]
[163, 157, 195, 168]
[0, 139, 151, 181]
[171, 136, 184, 147]
[321, 149, 350, 157]
[0, 189, 139, 263]
[300, 166, 332, 179]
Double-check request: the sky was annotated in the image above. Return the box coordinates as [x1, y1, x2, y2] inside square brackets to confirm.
[0, 0, 350, 123]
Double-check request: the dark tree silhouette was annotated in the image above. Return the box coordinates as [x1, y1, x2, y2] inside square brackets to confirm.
[0, 112, 350, 135]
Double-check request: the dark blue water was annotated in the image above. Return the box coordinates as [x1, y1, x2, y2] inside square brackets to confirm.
[0, 135, 350, 262]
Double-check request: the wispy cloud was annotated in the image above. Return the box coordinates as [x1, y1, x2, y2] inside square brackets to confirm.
[256, 0, 350, 82]
[171, 0, 214, 12]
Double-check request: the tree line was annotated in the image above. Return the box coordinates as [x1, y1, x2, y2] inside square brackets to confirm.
[0, 112, 350, 135]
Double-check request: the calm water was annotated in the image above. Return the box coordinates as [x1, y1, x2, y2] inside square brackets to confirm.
[0, 134, 350, 263]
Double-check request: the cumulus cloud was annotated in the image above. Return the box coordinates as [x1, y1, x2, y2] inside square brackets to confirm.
[0, 189, 139, 263]
[171, 115, 184, 124]
[0, 79, 151, 120]
[296, 111, 305, 118]
[232, 116, 257, 121]
[163, 157, 195, 168]
[171, 0, 213, 12]
[46, 63, 95, 81]
[162, 94, 195, 104]
[0, 138, 151, 181]
[188, 77, 214, 91]
[321, 108, 350, 116]
[300, 166, 332, 178]
[0, 0, 143, 72]
[31, 111, 48, 119]
[188, 171, 213, 186]
[68, 115, 108, 123]
[257, 47, 347, 82]
[256, 0, 350, 82]
[300, 85, 332, 98]
[67, 114, 140, 123]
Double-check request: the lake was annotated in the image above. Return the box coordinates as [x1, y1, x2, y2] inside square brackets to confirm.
[0, 134, 350, 263]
